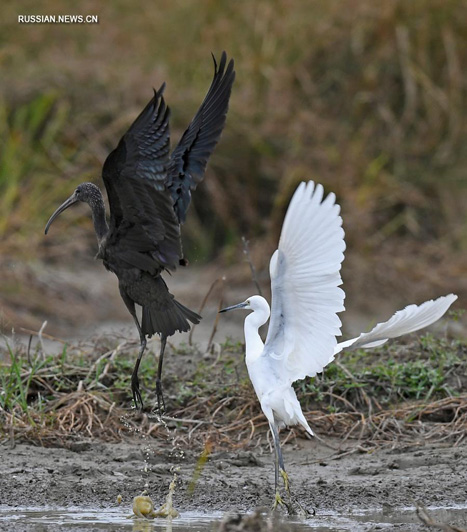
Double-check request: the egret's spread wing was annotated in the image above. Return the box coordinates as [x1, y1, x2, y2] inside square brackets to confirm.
[334, 294, 457, 356]
[103, 86, 181, 272]
[167, 52, 235, 223]
[264, 182, 346, 384]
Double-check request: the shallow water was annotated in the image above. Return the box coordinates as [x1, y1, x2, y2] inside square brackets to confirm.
[1, 505, 467, 531]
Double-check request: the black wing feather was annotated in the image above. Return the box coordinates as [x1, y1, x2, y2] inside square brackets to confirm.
[102, 86, 182, 272]
[167, 51, 235, 223]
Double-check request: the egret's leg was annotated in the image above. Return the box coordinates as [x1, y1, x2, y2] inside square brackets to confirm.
[270, 423, 287, 491]
[270, 423, 312, 517]
[155, 335, 167, 414]
[270, 422, 291, 513]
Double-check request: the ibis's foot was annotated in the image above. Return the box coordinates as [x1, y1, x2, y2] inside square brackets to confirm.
[131, 372, 144, 411]
[155, 378, 166, 415]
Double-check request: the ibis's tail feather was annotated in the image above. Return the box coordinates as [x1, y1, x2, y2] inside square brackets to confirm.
[141, 278, 201, 338]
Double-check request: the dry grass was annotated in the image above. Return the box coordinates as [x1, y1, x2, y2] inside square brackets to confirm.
[1, 333, 466, 453]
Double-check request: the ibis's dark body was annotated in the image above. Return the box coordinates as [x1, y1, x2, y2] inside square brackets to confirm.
[45, 53, 235, 409]
[99, 143, 200, 342]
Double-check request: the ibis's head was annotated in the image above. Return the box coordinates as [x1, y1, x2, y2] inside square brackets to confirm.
[45, 183, 103, 234]
[219, 295, 266, 313]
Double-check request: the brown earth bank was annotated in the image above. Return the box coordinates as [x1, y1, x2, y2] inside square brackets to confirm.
[2, 244, 466, 344]
[0, 438, 466, 529]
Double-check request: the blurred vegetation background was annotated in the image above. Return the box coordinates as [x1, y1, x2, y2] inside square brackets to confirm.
[1, 0, 466, 334]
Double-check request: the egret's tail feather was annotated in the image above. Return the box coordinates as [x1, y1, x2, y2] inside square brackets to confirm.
[298, 413, 314, 437]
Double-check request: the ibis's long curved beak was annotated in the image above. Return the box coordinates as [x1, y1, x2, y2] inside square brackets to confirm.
[44, 192, 79, 235]
[219, 301, 248, 313]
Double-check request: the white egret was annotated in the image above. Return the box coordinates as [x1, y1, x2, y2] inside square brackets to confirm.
[219, 181, 457, 513]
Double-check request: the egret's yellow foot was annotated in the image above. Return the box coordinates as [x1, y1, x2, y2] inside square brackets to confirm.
[279, 468, 290, 493]
[273, 490, 284, 511]
[272, 490, 294, 514]
[278, 468, 313, 517]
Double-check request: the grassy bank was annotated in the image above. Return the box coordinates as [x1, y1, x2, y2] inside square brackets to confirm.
[1, 330, 465, 450]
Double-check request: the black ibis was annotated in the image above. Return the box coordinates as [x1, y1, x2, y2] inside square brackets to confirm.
[45, 52, 235, 411]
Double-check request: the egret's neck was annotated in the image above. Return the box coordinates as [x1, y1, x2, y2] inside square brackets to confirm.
[244, 299, 270, 364]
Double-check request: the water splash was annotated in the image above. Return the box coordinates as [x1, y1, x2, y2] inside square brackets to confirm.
[119, 412, 153, 491]
[187, 440, 212, 495]
[130, 470, 180, 520]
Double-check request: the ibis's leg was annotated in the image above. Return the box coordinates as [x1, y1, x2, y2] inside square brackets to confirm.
[155, 335, 167, 414]
[119, 289, 146, 410]
[130, 317, 147, 411]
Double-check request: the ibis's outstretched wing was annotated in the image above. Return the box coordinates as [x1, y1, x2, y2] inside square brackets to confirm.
[333, 294, 457, 356]
[102, 86, 182, 272]
[264, 181, 346, 384]
[167, 51, 235, 223]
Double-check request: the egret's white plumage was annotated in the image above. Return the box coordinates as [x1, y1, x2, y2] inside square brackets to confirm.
[266, 182, 345, 382]
[244, 182, 346, 438]
[219, 180, 457, 513]
[332, 294, 457, 357]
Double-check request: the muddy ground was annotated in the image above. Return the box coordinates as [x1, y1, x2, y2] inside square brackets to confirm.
[1, 260, 466, 530]
[1, 435, 466, 530]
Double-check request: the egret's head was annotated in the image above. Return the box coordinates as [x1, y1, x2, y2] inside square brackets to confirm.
[45, 183, 103, 234]
[219, 295, 265, 313]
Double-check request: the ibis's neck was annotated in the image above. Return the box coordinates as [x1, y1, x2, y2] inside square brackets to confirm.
[244, 303, 270, 364]
[90, 197, 109, 243]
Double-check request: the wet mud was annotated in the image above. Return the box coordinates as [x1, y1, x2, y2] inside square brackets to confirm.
[1, 437, 466, 531]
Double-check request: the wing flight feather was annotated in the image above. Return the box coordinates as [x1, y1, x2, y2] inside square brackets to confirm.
[167, 51, 235, 223]
[102, 86, 182, 272]
[264, 181, 346, 384]
[101, 54, 235, 272]
[333, 294, 457, 356]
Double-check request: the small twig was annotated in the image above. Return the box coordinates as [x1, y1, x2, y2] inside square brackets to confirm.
[206, 280, 225, 353]
[9, 423, 15, 450]
[248, 419, 255, 441]
[415, 501, 467, 532]
[189, 276, 224, 346]
[242, 236, 262, 296]
[27, 335, 33, 366]
[37, 321, 48, 360]
[335, 360, 372, 409]
[86, 341, 128, 381]
[19, 327, 67, 344]
[161, 415, 210, 425]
